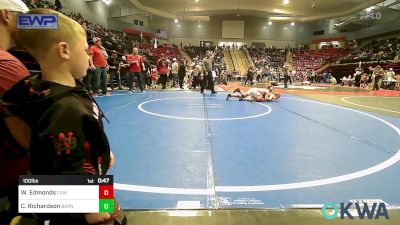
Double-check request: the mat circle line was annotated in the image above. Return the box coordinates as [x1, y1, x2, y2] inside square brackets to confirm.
[137, 97, 272, 121]
[114, 97, 400, 194]
[341, 96, 400, 114]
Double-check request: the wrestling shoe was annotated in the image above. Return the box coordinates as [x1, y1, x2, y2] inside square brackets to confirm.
[233, 88, 240, 93]
[226, 94, 231, 100]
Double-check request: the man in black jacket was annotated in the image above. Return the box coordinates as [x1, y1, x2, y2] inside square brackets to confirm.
[107, 50, 122, 91]
[201, 51, 217, 93]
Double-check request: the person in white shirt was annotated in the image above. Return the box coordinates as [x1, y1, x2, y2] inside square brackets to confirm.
[330, 76, 337, 85]
[170, 58, 179, 88]
[387, 68, 395, 81]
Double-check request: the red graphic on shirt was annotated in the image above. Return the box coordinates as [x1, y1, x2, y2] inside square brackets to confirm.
[50, 132, 77, 155]
[82, 140, 98, 175]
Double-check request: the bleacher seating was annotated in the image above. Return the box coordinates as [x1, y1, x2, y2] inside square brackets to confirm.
[182, 46, 225, 70]
[294, 48, 350, 71]
[248, 47, 286, 70]
[339, 38, 400, 64]
[11, 0, 182, 69]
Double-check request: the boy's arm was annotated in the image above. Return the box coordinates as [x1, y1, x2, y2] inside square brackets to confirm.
[35, 99, 111, 176]
[33, 99, 112, 224]
[87, 47, 96, 71]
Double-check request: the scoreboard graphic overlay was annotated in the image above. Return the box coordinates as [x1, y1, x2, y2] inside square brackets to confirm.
[19, 175, 114, 213]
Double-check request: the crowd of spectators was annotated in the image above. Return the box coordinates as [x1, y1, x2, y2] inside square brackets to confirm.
[247, 47, 286, 70]
[18, 0, 185, 66]
[339, 38, 400, 64]
[183, 46, 226, 70]
[14, 0, 400, 91]
[23, 0, 61, 10]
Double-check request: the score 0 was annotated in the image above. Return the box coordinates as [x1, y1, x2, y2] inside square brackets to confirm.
[99, 184, 114, 213]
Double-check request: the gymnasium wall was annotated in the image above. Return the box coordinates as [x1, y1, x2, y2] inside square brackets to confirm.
[111, 9, 148, 26]
[150, 16, 297, 46]
[311, 11, 400, 44]
[107, 19, 155, 33]
[59, 1, 400, 47]
[60, 0, 109, 26]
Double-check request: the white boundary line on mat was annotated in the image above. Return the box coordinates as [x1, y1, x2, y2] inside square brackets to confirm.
[114, 97, 400, 194]
[138, 97, 272, 121]
[341, 96, 400, 114]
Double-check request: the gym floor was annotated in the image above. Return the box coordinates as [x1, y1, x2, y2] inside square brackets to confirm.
[94, 84, 400, 224]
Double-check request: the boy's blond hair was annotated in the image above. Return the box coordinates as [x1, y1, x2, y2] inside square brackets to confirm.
[17, 8, 86, 60]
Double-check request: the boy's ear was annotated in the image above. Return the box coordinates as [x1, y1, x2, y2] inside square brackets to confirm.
[0, 9, 12, 26]
[57, 42, 70, 59]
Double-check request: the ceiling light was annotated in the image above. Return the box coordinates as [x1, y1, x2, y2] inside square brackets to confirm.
[263, 26, 266, 29]
[268, 21, 272, 25]
[290, 21, 295, 26]
[174, 18, 179, 23]
[284, 27, 288, 30]
[102, 0, 111, 5]
[195, 0, 199, 2]
[198, 24, 202, 28]
[283, 0, 289, 5]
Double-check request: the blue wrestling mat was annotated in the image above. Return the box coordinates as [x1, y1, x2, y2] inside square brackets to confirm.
[95, 91, 400, 210]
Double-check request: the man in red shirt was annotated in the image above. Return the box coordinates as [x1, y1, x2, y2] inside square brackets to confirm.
[0, 1, 30, 224]
[0, 0, 29, 94]
[157, 54, 169, 89]
[127, 47, 144, 92]
[87, 37, 109, 95]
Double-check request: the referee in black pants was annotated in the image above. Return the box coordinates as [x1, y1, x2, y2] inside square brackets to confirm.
[201, 51, 217, 93]
[283, 66, 289, 88]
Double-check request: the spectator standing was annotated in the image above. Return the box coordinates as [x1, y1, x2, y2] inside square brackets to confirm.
[127, 47, 144, 92]
[107, 50, 122, 91]
[0, 1, 30, 224]
[0, 0, 29, 93]
[142, 56, 151, 89]
[157, 54, 169, 89]
[178, 59, 186, 89]
[170, 58, 178, 88]
[201, 51, 217, 93]
[88, 37, 109, 96]
[283, 66, 290, 88]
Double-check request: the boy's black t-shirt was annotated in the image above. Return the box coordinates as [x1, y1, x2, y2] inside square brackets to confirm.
[2, 74, 111, 175]
[2, 74, 111, 224]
